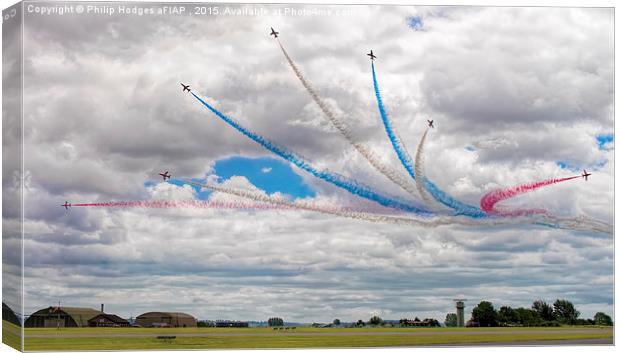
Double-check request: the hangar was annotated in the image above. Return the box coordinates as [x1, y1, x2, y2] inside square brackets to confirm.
[2, 302, 21, 326]
[135, 312, 197, 327]
[24, 306, 102, 328]
[88, 313, 130, 327]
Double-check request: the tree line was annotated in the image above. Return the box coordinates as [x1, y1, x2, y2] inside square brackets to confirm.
[445, 299, 613, 327]
[267, 317, 284, 327]
[265, 298, 612, 329]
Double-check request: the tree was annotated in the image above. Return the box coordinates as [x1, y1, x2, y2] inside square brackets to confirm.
[369, 316, 383, 326]
[267, 317, 284, 327]
[356, 319, 365, 327]
[333, 319, 341, 326]
[514, 308, 541, 327]
[553, 299, 580, 325]
[497, 306, 518, 326]
[444, 313, 458, 327]
[423, 318, 441, 327]
[593, 312, 613, 326]
[532, 300, 554, 321]
[472, 301, 498, 327]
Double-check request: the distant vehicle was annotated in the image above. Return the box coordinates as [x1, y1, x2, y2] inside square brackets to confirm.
[61, 201, 71, 210]
[159, 171, 171, 181]
[181, 83, 190, 92]
[270, 27, 279, 38]
[427, 119, 434, 128]
[367, 50, 377, 61]
[582, 169, 591, 181]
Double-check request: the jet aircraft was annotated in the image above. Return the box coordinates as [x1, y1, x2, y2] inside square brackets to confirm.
[159, 171, 171, 181]
[367, 50, 377, 61]
[582, 169, 591, 181]
[181, 83, 190, 92]
[270, 27, 279, 38]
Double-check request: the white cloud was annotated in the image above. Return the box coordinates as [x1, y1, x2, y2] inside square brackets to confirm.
[148, 182, 196, 200]
[11, 4, 613, 322]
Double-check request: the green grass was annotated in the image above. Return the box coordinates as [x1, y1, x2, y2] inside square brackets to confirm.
[24, 325, 610, 335]
[2, 320, 22, 351]
[22, 326, 613, 351]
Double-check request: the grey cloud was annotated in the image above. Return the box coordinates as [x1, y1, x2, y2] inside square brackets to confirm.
[13, 3, 613, 323]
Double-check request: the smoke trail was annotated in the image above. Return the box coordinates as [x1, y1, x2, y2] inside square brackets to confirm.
[177, 179, 611, 234]
[180, 178, 454, 227]
[371, 62, 417, 180]
[73, 200, 287, 210]
[75, 197, 407, 216]
[541, 214, 613, 235]
[371, 62, 486, 218]
[492, 206, 548, 217]
[414, 128, 437, 208]
[480, 176, 581, 215]
[276, 39, 419, 198]
[190, 91, 431, 215]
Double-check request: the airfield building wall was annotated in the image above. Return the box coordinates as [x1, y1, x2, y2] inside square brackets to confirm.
[134, 312, 197, 327]
[25, 306, 102, 328]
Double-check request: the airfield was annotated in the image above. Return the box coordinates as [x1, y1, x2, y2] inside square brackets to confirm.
[3, 321, 612, 351]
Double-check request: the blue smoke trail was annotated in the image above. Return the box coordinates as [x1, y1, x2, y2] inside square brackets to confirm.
[422, 178, 486, 217]
[191, 92, 432, 215]
[371, 63, 486, 218]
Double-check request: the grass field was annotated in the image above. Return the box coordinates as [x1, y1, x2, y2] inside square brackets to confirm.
[10, 323, 612, 351]
[23, 325, 612, 335]
[2, 321, 21, 351]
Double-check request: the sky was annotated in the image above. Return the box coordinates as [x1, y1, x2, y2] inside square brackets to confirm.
[2, 2, 613, 324]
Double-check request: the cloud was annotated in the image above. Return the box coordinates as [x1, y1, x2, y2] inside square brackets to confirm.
[261, 167, 272, 173]
[12, 4, 613, 323]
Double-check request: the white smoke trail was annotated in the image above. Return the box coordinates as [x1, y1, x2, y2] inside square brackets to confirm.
[276, 39, 419, 199]
[539, 214, 613, 235]
[414, 128, 440, 208]
[181, 179, 612, 234]
[183, 179, 454, 227]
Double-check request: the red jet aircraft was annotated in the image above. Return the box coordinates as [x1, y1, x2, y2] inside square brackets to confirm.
[159, 171, 171, 181]
[581, 169, 591, 181]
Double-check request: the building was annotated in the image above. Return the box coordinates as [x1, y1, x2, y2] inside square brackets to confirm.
[215, 320, 249, 328]
[2, 302, 21, 326]
[24, 307, 103, 328]
[466, 319, 480, 327]
[88, 314, 130, 327]
[134, 312, 197, 328]
[399, 318, 440, 327]
[454, 299, 466, 327]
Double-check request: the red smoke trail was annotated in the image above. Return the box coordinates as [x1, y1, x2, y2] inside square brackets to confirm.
[480, 175, 581, 216]
[72, 200, 289, 210]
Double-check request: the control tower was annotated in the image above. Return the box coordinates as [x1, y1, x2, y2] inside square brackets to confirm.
[453, 299, 467, 327]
